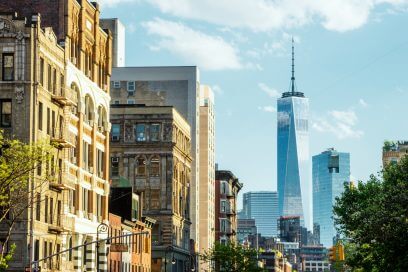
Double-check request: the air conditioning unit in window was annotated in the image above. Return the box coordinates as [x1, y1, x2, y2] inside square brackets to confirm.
[112, 135, 119, 141]
[112, 157, 119, 163]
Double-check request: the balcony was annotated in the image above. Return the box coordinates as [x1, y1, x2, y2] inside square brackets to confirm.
[50, 127, 75, 149]
[51, 87, 77, 106]
[48, 214, 74, 234]
[48, 172, 65, 192]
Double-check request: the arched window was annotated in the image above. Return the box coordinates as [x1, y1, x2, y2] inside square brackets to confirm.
[70, 83, 79, 115]
[137, 157, 146, 176]
[97, 106, 107, 132]
[150, 156, 160, 176]
[84, 95, 94, 125]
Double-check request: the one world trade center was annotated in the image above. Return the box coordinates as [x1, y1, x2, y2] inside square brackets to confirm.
[277, 39, 311, 229]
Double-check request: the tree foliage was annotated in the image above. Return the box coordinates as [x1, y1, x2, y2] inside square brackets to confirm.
[0, 130, 53, 267]
[333, 157, 408, 272]
[200, 242, 266, 272]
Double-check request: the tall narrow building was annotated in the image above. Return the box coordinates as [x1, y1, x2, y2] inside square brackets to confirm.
[198, 85, 215, 269]
[277, 39, 311, 229]
[312, 148, 350, 247]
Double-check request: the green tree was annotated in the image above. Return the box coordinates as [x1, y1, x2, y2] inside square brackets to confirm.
[200, 242, 266, 272]
[333, 156, 408, 272]
[0, 130, 53, 270]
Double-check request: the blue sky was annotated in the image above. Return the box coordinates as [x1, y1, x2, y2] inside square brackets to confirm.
[98, 0, 408, 200]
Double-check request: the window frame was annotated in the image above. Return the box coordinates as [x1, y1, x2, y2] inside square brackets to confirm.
[2, 53, 14, 81]
[0, 99, 11, 127]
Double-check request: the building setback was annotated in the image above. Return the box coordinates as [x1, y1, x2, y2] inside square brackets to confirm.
[110, 104, 193, 272]
[0, 0, 112, 270]
[242, 191, 279, 237]
[277, 40, 311, 229]
[312, 148, 350, 247]
[215, 170, 243, 244]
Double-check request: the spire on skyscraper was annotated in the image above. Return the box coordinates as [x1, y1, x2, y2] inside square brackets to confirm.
[291, 37, 296, 94]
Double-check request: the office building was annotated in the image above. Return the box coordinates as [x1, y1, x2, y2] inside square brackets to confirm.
[0, 1, 112, 270]
[100, 18, 125, 67]
[277, 40, 311, 229]
[110, 104, 193, 272]
[215, 170, 243, 244]
[242, 191, 279, 237]
[312, 148, 350, 247]
[110, 66, 202, 254]
[237, 219, 257, 246]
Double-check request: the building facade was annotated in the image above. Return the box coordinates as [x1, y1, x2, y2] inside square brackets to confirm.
[110, 105, 193, 272]
[242, 191, 279, 237]
[198, 85, 215, 263]
[312, 148, 350, 247]
[108, 187, 155, 272]
[215, 170, 243, 244]
[382, 140, 408, 166]
[0, 1, 112, 270]
[277, 42, 311, 229]
[237, 219, 257, 246]
[110, 66, 202, 254]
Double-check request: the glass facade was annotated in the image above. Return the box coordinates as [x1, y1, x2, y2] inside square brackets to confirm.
[277, 93, 311, 229]
[242, 191, 279, 237]
[312, 149, 350, 247]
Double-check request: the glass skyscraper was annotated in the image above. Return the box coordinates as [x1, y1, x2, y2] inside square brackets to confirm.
[242, 191, 279, 237]
[312, 149, 350, 247]
[277, 40, 311, 229]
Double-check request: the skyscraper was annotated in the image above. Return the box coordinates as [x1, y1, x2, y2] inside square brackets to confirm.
[242, 191, 279, 237]
[277, 39, 311, 229]
[312, 148, 350, 247]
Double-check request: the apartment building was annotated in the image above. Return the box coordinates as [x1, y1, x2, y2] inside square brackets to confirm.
[110, 104, 193, 272]
[0, 0, 112, 270]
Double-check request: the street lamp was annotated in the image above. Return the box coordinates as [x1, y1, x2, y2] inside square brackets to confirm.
[164, 246, 176, 272]
[96, 222, 109, 272]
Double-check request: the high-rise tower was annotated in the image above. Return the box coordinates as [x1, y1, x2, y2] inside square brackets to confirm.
[313, 148, 350, 247]
[277, 39, 311, 229]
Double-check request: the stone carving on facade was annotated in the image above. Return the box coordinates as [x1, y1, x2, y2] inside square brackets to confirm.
[124, 123, 133, 142]
[163, 122, 172, 142]
[15, 86, 24, 103]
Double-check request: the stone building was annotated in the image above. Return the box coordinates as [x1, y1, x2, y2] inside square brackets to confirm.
[198, 85, 215, 268]
[110, 66, 202, 256]
[382, 140, 408, 166]
[0, 0, 112, 270]
[110, 104, 193, 272]
[215, 170, 243, 244]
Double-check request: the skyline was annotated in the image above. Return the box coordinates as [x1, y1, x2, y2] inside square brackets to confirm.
[97, 0, 408, 204]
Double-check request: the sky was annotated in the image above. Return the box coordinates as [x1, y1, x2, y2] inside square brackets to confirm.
[97, 0, 408, 207]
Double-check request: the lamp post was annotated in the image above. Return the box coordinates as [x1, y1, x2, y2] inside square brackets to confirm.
[96, 222, 109, 272]
[164, 246, 176, 272]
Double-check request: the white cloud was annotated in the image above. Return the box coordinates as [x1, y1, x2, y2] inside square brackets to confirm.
[359, 98, 368, 107]
[142, 18, 243, 70]
[146, 0, 408, 32]
[312, 109, 364, 139]
[258, 83, 280, 98]
[258, 106, 277, 113]
[212, 85, 224, 95]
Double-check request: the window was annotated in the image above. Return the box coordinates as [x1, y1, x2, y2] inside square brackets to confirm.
[49, 197, 53, 224]
[34, 240, 39, 261]
[137, 157, 146, 176]
[47, 107, 50, 135]
[112, 81, 120, 88]
[2, 54, 14, 81]
[47, 64, 52, 91]
[36, 193, 41, 221]
[44, 196, 48, 223]
[96, 150, 104, 178]
[39, 58, 44, 85]
[38, 102, 43, 130]
[0, 100, 11, 127]
[114, 100, 120, 104]
[111, 124, 120, 141]
[127, 81, 135, 92]
[150, 124, 160, 141]
[96, 194, 102, 220]
[127, 99, 135, 104]
[135, 124, 146, 142]
[111, 157, 119, 176]
[132, 197, 139, 221]
[150, 157, 160, 176]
